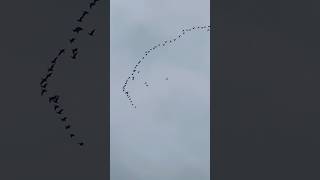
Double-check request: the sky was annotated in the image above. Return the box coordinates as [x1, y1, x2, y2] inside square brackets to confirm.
[110, 0, 210, 180]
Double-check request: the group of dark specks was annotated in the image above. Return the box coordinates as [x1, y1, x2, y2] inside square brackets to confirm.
[122, 25, 211, 108]
[39, 0, 102, 147]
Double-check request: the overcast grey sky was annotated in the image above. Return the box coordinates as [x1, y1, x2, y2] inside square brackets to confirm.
[110, 0, 210, 179]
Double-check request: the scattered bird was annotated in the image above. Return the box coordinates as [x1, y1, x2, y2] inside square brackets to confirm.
[49, 95, 59, 103]
[58, 49, 65, 56]
[78, 142, 84, 146]
[41, 83, 48, 89]
[70, 134, 75, 138]
[82, 10, 89, 16]
[65, 125, 71, 130]
[54, 105, 60, 111]
[61, 117, 67, 122]
[41, 89, 47, 96]
[57, 109, 64, 114]
[88, 29, 96, 36]
[89, 2, 95, 8]
[40, 78, 47, 85]
[45, 73, 52, 79]
[77, 16, 84, 22]
[73, 27, 83, 34]
[166, 77, 168, 80]
[69, 38, 75, 43]
[48, 64, 54, 72]
[51, 57, 58, 64]
[71, 52, 78, 59]
[72, 48, 78, 54]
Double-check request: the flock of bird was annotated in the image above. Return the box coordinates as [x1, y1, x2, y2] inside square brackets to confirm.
[39, 0, 102, 147]
[122, 25, 211, 108]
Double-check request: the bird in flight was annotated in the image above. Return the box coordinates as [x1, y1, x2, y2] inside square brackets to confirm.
[77, 16, 84, 22]
[88, 29, 96, 36]
[71, 52, 78, 59]
[72, 48, 78, 54]
[58, 49, 65, 56]
[45, 72, 53, 79]
[89, 2, 95, 8]
[49, 95, 59, 104]
[73, 27, 83, 34]
[51, 57, 58, 64]
[65, 125, 71, 130]
[78, 142, 84, 146]
[48, 64, 55, 72]
[61, 117, 67, 122]
[69, 38, 76, 43]
[82, 10, 89, 16]
[70, 134, 75, 138]
[41, 83, 48, 89]
[41, 89, 47, 96]
[165, 77, 168, 80]
[54, 105, 60, 111]
[57, 109, 64, 114]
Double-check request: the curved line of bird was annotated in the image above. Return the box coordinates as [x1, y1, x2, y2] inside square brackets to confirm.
[39, 0, 102, 147]
[122, 25, 212, 108]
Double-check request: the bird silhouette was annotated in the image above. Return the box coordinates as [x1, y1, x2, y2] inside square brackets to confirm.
[70, 134, 75, 138]
[48, 64, 54, 72]
[89, 2, 95, 8]
[40, 77, 47, 84]
[51, 57, 58, 64]
[41, 83, 48, 89]
[57, 109, 64, 114]
[69, 38, 76, 43]
[49, 95, 59, 103]
[61, 117, 67, 122]
[72, 48, 78, 54]
[41, 89, 47, 96]
[54, 105, 60, 111]
[65, 125, 71, 130]
[77, 16, 84, 22]
[45, 73, 52, 79]
[166, 77, 168, 80]
[88, 29, 96, 36]
[73, 27, 83, 34]
[82, 10, 89, 16]
[78, 142, 84, 146]
[71, 52, 78, 59]
[58, 49, 65, 56]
